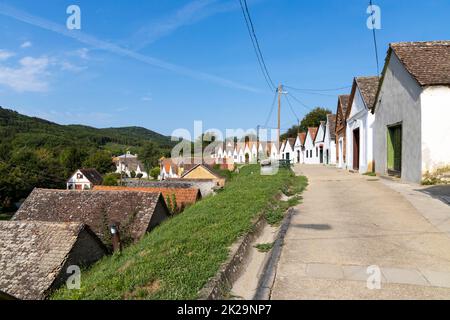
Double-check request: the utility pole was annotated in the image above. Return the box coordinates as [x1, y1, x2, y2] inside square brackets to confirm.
[277, 84, 282, 150]
[256, 125, 260, 163]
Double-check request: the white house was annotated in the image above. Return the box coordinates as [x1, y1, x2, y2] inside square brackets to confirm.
[324, 114, 337, 165]
[160, 158, 180, 180]
[345, 76, 379, 173]
[373, 41, 450, 183]
[336, 95, 351, 169]
[282, 138, 296, 163]
[67, 169, 103, 190]
[314, 122, 326, 164]
[294, 133, 306, 164]
[304, 127, 318, 164]
[114, 151, 148, 179]
[269, 142, 279, 160]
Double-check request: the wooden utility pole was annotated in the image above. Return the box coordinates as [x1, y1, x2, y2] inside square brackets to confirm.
[277, 84, 282, 150]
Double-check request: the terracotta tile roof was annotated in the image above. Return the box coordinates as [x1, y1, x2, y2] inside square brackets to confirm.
[327, 114, 337, 140]
[13, 189, 169, 245]
[355, 76, 380, 110]
[286, 138, 295, 150]
[308, 127, 319, 141]
[390, 41, 450, 86]
[0, 221, 105, 300]
[93, 186, 201, 209]
[298, 132, 307, 145]
[126, 180, 194, 189]
[78, 168, 103, 185]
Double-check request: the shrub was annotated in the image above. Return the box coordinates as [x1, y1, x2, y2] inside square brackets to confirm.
[130, 171, 136, 179]
[150, 167, 160, 180]
[103, 173, 119, 186]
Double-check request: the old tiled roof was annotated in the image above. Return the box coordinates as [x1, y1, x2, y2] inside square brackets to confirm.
[126, 180, 194, 189]
[308, 127, 319, 141]
[298, 132, 306, 145]
[78, 169, 103, 185]
[355, 76, 380, 110]
[0, 221, 101, 300]
[338, 95, 350, 116]
[286, 138, 295, 150]
[390, 41, 450, 86]
[327, 114, 337, 140]
[13, 189, 168, 245]
[117, 157, 146, 173]
[93, 186, 201, 209]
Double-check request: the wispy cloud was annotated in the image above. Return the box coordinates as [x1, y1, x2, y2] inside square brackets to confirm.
[0, 49, 14, 60]
[129, 0, 261, 50]
[20, 41, 32, 48]
[0, 56, 50, 92]
[0, 3, 259, 93]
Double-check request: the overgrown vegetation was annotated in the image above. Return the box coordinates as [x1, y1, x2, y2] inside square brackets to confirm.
[422, 166, 450, 185]
[53, 165, 307, 300]
[0, 107, 174, 212]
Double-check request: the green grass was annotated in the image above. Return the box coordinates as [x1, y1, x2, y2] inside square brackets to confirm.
[363, 172, 377, 177]
[52, 165, 307, 300]
[254, 242, 274, 253]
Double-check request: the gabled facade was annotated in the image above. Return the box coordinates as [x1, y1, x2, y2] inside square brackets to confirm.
[314, 122, 326, 164]
[114, 151, 148, 179]
[324, 114, 337, 165]
[373, 41, 450, 183]
[282, 138, 296, 163]
[294, 133, 306, 164]
[346, 76, 379, 173]
[67, 168, 103, 190]
[304, 128, 318, 165]
[336, 95, 350, 168]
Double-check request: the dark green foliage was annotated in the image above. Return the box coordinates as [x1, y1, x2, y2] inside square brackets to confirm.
[150, 167, 160, 180]
[0, 107, 174, 212]
[255, 242, 274, 253]
[281, 107, 332, 140]
[103, 173, 119, 186]
[139, 142, 161, 178]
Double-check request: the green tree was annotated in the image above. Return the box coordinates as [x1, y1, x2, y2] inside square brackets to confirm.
[139, 142, 160, 179]
[281, 107, 332, 140]
[150, 167, 160, 180]
[60, 147, 85, 176]
[83, 150, 114, 174]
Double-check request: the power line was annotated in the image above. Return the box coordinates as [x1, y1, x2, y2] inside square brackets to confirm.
[264, 91, 278, 127]
[369, 0, 380, 75]
[286, 92, 313, 112]
[239, 0, 276, 91]
[284, 85, 352, 92]
[284, 94, 300, 122]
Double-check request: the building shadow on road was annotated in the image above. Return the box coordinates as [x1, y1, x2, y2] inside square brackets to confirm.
[416, 185, 450, 206]
[291, 224, 332, 231]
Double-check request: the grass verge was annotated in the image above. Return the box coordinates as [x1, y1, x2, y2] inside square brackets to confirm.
[53, 165, 307, 300]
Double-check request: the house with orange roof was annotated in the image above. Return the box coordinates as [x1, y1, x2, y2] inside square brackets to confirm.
[294, 132, 306, 164]
[304, 127, 319, 165]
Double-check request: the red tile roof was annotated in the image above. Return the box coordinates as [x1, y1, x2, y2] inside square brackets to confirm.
[94, 186, 201, 209]
[308, 127, 319, 141]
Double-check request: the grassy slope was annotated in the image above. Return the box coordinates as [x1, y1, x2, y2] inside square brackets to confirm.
[53, 165, 307, 300]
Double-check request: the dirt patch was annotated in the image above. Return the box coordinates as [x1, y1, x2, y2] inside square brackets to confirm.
[124, 280, 161, 299]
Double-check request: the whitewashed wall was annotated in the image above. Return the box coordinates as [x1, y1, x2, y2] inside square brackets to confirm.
[421, 86, 450, 173]
[373, 53, 422, 183]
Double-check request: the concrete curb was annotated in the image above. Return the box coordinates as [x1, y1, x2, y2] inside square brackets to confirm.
[198, 214, 268, 300]
[253, 207, 295, 300]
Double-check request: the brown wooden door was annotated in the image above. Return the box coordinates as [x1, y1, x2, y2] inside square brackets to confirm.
[353, 128, 360, 171]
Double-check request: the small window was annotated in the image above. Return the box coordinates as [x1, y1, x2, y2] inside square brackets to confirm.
[76, 173, 84, 179]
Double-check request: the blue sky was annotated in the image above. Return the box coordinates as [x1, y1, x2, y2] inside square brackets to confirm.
[0, 0, 449, 136]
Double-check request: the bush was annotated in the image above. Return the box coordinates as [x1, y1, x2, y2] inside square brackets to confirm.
[130, 171, 136, 179]
[150, 167, 160, 180]
[103, 173, 119, 186]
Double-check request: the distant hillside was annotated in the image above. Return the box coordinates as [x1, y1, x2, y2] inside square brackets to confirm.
[0, 107, 176, 213]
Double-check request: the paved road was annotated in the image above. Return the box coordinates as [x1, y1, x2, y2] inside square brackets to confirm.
[271, 165, 450, 300]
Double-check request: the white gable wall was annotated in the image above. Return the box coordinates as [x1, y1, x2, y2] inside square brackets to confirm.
[421, 86, 450, 173]
[373, 53, 422, 183]
[346, 88, 375, 173]
[324, 124, 336, 165]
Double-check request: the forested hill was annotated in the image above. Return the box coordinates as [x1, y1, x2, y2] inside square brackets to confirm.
[0, 107, 175, 213]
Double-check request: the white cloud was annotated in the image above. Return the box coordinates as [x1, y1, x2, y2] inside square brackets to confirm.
[58, 60, 86, 73]
[0, 49, 14, 61]
[0, 56, 50, 92]
[141, 96, 152, 102]
[20, 41, 32, 48]
[0, 3, 259, 93]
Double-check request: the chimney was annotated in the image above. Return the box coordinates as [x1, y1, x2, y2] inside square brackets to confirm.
[110, 223, 122, 253]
